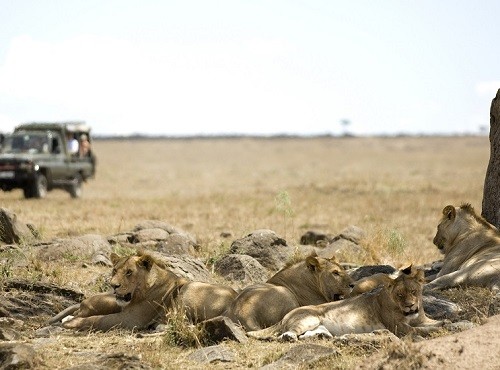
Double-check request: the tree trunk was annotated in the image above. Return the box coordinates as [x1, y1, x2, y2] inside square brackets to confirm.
[482, 88, 500, 228]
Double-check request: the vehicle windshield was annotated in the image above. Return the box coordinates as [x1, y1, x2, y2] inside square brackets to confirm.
[2, 133, 50, 154]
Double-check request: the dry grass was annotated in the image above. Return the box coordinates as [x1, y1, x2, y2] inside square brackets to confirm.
[0, 135, 493, 368]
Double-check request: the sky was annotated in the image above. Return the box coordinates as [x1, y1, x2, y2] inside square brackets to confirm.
[0, 1, 499, 137]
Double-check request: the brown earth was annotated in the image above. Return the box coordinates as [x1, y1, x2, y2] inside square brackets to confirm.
[1, 136, 498, 369]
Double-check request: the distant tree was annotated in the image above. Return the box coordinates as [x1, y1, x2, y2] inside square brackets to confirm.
[340, 119, 351, 136]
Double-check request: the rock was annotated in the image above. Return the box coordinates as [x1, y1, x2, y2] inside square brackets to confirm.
[150, 252, 213, 282]
[333, 225, 366, 244]
[423, 294, 462, 320]
[199, 316, 248, 344]
[229, 229, 290, 271]
[133, 220, 198, 245]
[0, 327, 21, 341]
[154, 234, 197, 256]
[35, 234, 112, 262]
[299, 230, 330, 245]
[298, 226, 367, 261]
[214, 254, 269, 285]
[34, 325, 64, 338]
[187, 344, 236, 364]
[482, 88, 500, 228]
[348, 265, 397, 281]
[261, 343, 337, 369]
[128, 228, 170, 243]
[319, 238, 367, 261]
[91, 253, 113, 267]
[0, 208, 38, 244]
[0, 343, 42, 368]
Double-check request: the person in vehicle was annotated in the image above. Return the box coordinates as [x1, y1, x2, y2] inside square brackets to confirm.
[66, 132, 79, 155]
[79, 134, 90, 157]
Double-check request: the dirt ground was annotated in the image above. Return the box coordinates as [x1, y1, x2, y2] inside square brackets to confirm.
[1, 136, 499, 369]
[363, 314, 500, 370]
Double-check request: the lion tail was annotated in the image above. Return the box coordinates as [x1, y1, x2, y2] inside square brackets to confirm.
[47, 303, 80, 325]
[246, 324, 280, 341]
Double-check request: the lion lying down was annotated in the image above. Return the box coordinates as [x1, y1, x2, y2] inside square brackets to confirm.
[224, 255, 353, 331]
[426, 203, 500, 293]
[247, 266, 443, 341]
[50, 252, 237, 331]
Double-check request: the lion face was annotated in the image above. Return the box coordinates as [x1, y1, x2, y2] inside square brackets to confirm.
[433, 205, 460, 254]
[306, 256, 353, 301]
[109, 253, 153, 307]
[389, 266, 424, 319]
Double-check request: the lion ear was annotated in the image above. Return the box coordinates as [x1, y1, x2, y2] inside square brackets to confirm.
[443, 205, 456, 220]
[137, 254, 154, 271]
[400, 265, 413, 275]
[306, 256, 321, 271]
[110, 253, 121, 265]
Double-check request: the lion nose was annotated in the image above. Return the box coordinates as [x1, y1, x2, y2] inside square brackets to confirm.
[111, 282, 120, 290]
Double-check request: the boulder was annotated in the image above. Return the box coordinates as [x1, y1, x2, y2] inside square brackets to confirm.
[35, 234, 112, 262]
[0, 343, 42, 369]
[299, 230, 330, 245]
[229, 229, 290, 271]
[214, 254, 269, 285]
[348, 265, 397, 281]
[0, 208, 38, 244]
[199, 316, 248, 344]
[133, 220, 198, 245]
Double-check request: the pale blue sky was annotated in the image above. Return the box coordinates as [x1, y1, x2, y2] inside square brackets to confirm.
[0, 0, 498, 136]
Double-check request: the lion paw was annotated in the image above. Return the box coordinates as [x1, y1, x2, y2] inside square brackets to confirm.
[279, 332, 298, 342]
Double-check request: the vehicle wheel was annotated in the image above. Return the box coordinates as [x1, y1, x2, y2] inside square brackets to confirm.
[68, 174, 83, 198]
[23, 186, 34, 199]
[32, 173, 48, 198]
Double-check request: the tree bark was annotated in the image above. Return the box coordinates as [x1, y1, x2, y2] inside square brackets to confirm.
[482, 88, 500, 228]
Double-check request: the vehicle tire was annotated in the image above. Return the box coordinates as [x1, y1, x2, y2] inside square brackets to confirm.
[68, 174, 83, 198]
[32, 173, 48, 199]
[23, 186, 34, 199]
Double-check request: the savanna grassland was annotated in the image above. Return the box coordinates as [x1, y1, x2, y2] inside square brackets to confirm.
[2, 135, 490, 264]
[0, 135, 493, 369]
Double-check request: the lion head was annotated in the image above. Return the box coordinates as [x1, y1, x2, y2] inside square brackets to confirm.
[305, 255, 353, 301]
[433, 203, 498, 254]
[388, 265, 425, 319]
[109, 252, 158, 307]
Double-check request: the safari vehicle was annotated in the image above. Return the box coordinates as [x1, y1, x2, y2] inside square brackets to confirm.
[0, 122, 96, 199]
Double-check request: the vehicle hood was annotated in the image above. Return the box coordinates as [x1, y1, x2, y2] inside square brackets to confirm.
[0, 153, 47, 162]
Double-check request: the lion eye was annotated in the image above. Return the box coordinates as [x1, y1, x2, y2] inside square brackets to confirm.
[125, 269, 133, 277]
[332, 271, 340, 276]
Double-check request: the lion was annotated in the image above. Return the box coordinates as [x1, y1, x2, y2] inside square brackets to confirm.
[224, 254, 353, 331]
[56, 252, 238, 331]
[426, 203, 500, 293]
[350, 266, 441, 328]
[247, 266, 443, 341]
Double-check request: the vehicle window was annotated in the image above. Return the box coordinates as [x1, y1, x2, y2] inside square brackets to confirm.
[3, 133, 50, 154]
